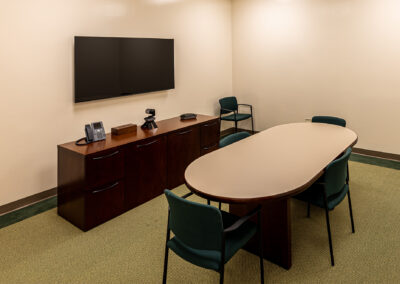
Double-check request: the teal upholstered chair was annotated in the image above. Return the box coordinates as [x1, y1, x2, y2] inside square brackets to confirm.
[207, 131, 252, 210]
[163, 190, 264, 284]
[219, 96, 254, 133]
[294, 148, 355, 266]
[312, 116, 346, 127]
[312, 115, 349, 183]
[219, 131, 251, 148]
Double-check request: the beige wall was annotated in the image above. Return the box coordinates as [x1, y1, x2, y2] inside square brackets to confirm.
[232, 0, 400, 154]
[2, 0, 399, 206]
[0, 0, 233, 206]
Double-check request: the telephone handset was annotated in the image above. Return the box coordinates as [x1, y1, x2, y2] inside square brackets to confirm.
[85, 124, 94, 142]
[76, 121, 106, 146]
[85, 122, 106, 142]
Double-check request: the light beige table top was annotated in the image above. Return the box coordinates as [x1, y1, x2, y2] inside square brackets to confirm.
[185, 122, 358, 203]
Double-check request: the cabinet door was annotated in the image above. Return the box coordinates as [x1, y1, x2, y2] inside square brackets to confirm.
[200, 119, 220, 155]
[85, 180, 124, 230]
[86, 148, 124, 189]
[125, 136, 167, 210]
[201, 143, 219, 155]
[167, 126, 201, 189]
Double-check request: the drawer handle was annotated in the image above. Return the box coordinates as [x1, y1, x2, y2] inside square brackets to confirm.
[203, 143, 218, 150]
[137, 139, 158, 148]
[178, 129, 193, 135]
[92, 151, 119, 160]
[204, 121, 217, 127]
[92, 182, 119, 194]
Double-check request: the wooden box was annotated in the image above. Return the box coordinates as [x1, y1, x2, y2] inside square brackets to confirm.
[111, 124, 137, 136]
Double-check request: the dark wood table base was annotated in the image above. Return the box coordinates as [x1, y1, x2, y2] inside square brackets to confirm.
[230, 198, 292, 270]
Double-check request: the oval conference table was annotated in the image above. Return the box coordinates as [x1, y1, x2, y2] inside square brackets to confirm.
[185, 122, 358, 269]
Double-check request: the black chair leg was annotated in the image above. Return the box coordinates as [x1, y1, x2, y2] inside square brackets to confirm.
[163, 246, 169, 284]
[220, 234, 226, 284]
[207, 199, 210, 205]
[258, 211, 264, 284]
[218, 202, 221, 210]
[163, 226, 171, 284]
[234, 121, 238, 133]
[347, 190, 355, 233]
[307, 202, 311, 218]
[251, 116, 254, 134]
[323, 198, 334, 266]
[346, 162, 350, 183]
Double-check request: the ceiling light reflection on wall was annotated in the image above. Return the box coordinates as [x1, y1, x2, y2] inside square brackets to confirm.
[95, 2, 129, 18]
[252, 2, 305, 43]
[150, 0, 182, 5]
[275, 0, 293, 4]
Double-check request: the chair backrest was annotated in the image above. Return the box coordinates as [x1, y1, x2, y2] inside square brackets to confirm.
[219, 131, 251, 148]
[324, 148, 352, 197]
[312, 116, 346, 127]
[219, 96, 238, 114]
[164, 190, 223, 251]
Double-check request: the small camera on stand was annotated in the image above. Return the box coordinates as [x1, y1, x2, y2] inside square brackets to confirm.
[141, 108, 158, 130]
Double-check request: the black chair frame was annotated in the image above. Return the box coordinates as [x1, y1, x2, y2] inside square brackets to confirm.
[207, 199, 222, 210]
[220, 104, 254, 133]
[163, 192, 264, 284]
[306, 180, 355, 266]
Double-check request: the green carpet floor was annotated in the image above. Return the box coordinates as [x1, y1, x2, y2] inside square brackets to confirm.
[0, 160, 399, 283]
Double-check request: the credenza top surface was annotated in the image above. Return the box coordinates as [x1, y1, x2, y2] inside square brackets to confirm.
[58, 114, 218, 156]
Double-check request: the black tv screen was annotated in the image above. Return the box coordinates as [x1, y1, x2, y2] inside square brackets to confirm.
[74, 36, 175, 103]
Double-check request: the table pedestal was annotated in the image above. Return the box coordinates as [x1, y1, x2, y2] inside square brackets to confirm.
[230, 198, 292, 269]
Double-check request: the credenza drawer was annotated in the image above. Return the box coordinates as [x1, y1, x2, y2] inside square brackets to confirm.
[85, 180, 124, 230]
[86, 148, 124, 189]
[200, 120, 220, 148]
[201, 143, 219, 155]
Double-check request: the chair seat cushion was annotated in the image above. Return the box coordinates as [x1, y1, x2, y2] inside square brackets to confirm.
[221, 113, 252, 121]
[294, 183, 349, 210]
[167, 210, 257, 271]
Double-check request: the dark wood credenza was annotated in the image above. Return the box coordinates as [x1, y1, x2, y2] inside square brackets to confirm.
[57, 115, 220, 231]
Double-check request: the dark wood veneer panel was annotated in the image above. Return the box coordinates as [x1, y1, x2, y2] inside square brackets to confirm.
[57, 115, 219, 231]
[125, 136, 167, 210]
[59, 115, 217, 156]
[85, 180, 124, 230]
[230, 198, 292, 269]
[167, 126, 201, 189]
[200, 120, 220, 148]
[201, 143, 219, 155]
[57, 146, 86, 229]
[86, 148, 125, 189]
[200, 119, 220, 155]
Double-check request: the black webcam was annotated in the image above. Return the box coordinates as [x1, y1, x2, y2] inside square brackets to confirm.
[141, 108, 158, 130]
[145, 108, 156, 116]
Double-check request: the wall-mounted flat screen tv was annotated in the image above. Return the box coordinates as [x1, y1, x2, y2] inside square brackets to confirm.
[74, 36, 175, 103]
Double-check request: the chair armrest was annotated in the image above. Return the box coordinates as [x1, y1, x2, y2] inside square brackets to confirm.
[220, 108, 236, 113]
[224, 205, 261, 233]
[181, 192, 194, 199]
[237, 104, 253, 115]
[237, 104, 252, 108]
